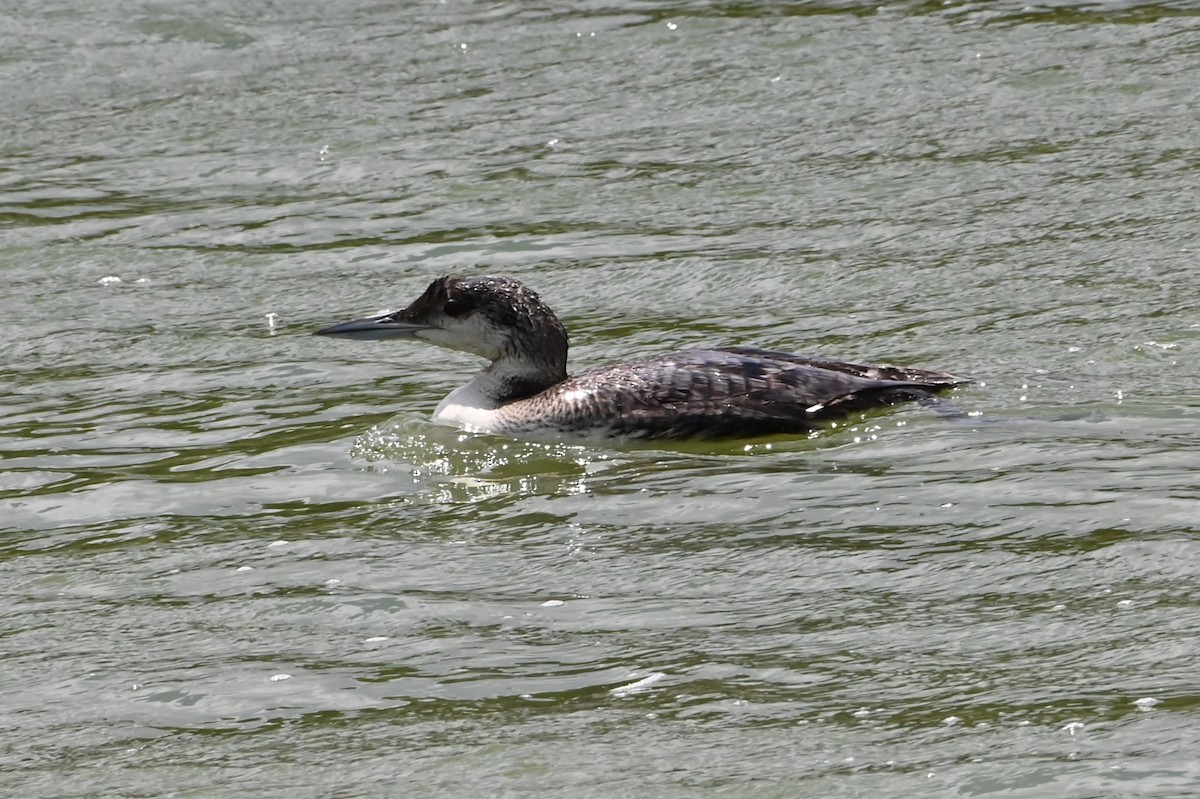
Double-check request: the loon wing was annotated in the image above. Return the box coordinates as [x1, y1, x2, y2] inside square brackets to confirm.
[713, 345, 970, 386]
[555, 349, 961, 440]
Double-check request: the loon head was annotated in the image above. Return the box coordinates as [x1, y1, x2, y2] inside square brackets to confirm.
[315, 275, 569, 374]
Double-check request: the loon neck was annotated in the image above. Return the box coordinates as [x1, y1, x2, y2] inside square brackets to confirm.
[466, 355, 567, 408]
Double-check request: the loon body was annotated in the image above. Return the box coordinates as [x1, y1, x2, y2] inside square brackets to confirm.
[315, 275, 969, 442]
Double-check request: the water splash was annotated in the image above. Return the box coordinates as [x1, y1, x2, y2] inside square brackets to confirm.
[347, 416, 605, 501]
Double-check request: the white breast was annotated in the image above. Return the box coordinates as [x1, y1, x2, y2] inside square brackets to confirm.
[431, 382, 505, 433]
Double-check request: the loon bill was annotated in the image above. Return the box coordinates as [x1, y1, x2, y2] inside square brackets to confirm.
[314, 275, 970, 442]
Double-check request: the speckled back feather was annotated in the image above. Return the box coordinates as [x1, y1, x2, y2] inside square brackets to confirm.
[494, 349, 966, 441]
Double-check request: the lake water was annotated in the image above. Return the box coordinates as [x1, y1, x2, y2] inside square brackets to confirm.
[3, 1, 1198, 796]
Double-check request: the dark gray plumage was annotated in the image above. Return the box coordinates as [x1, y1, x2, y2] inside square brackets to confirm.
[315, 275, 970, 442]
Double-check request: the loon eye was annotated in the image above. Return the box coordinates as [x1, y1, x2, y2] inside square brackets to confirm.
[443, 296, 475, 318]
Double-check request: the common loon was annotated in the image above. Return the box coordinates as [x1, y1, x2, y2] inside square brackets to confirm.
[315, 275, 969, 442]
